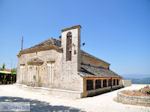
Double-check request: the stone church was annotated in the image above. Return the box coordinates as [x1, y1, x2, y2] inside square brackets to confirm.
[17, 25, 123, 98]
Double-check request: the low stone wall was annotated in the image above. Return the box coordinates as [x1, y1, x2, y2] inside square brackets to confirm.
[87, 85, 123, 97]
[117, 91, 150, 106]
[122, 80, 132, 87]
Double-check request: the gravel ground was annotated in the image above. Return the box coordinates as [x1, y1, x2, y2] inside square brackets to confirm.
[0, 84, 149, 112]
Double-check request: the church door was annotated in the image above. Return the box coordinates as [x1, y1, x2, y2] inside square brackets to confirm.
[47, 63, 54, 86]
[28, 65, 36, 86]
[20, 66, 26, 83]
[20, 65, 25, 83]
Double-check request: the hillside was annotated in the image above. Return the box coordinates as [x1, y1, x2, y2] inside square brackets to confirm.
[123, 74, 150, 84]
[131, 77, 150, 84]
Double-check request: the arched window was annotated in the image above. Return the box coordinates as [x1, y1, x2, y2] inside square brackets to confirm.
[66, 32, 72, 61]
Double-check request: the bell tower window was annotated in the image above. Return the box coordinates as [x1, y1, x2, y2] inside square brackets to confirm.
[66, 32, 72, 61]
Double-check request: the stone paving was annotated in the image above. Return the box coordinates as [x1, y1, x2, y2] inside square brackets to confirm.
[0, 84, 149, 112]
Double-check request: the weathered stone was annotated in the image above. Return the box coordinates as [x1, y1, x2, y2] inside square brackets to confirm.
[117, 91, 150, 106]
[17, 25, 123, 98]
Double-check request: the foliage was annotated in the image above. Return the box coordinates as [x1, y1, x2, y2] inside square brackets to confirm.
[146, 90, 150, 95]
[140, 85, 150, 95]
[2, 63, 6, 70]
[11, 68, 17, 75]
[0, 63, 6, 71]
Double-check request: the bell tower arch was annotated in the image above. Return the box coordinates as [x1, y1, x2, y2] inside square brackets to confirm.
[66, 32, 72, 61]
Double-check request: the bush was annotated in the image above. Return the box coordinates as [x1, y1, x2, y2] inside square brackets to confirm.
[140, 86, 150, 95]
[146, 90, 150, 95]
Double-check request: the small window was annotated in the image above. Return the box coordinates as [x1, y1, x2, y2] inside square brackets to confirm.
[86, 80, 93, 91]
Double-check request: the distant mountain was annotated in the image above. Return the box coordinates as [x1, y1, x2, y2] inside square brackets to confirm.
[123, 74, 150, 84]
[123, 74, 150, 79]
[131, 78, 150, 84]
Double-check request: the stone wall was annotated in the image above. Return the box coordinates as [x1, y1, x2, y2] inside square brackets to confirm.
[61, 26, 83, 91]
[17, 49, 83, 92]
[17, 50, 62, 87]
[17, 26, 83, 94]
[122, 80, 132, 87]
[117, 91, 150, 106]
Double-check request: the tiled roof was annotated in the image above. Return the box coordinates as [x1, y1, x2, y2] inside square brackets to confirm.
[80, 64, 121, 78]
[31, 38, 61, 48]
[18, 38, 62, 56]
[81, 50, 110, 65]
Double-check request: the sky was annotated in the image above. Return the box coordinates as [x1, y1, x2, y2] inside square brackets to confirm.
[0, 0, 150, 76]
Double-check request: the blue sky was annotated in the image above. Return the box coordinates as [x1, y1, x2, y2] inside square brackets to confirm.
[0, 0, 150, 76]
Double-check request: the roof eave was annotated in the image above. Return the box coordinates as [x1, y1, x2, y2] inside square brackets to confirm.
[61, 25, 81, 32]
[81, 50, 110, 65]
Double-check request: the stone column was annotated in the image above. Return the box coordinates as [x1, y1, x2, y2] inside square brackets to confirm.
[101, 79, 103, 88]
[116, 79, 118, 86]
[83, 78, 87, 97]
[106, 79, 109, 87]
[112, 78, 113, 86]
[93, 79, 96, 90]
[110, 78, 113, 90]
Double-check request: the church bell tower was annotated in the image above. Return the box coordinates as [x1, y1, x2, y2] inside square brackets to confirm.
[61, 25, 81, 72]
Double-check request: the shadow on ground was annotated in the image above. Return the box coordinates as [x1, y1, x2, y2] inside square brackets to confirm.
[0, 96, 84, 112]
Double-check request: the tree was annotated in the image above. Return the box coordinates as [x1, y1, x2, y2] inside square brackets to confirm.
[11, 68, 17, 75]
[1, 63, 6, 71]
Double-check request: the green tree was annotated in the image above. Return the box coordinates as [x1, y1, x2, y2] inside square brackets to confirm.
[11, 68, 17, 75]
[1, 63, 6, 70]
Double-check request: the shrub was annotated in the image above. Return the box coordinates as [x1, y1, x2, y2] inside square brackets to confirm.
[146, 90, 150, 95]
[140, 86, 150, 95]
